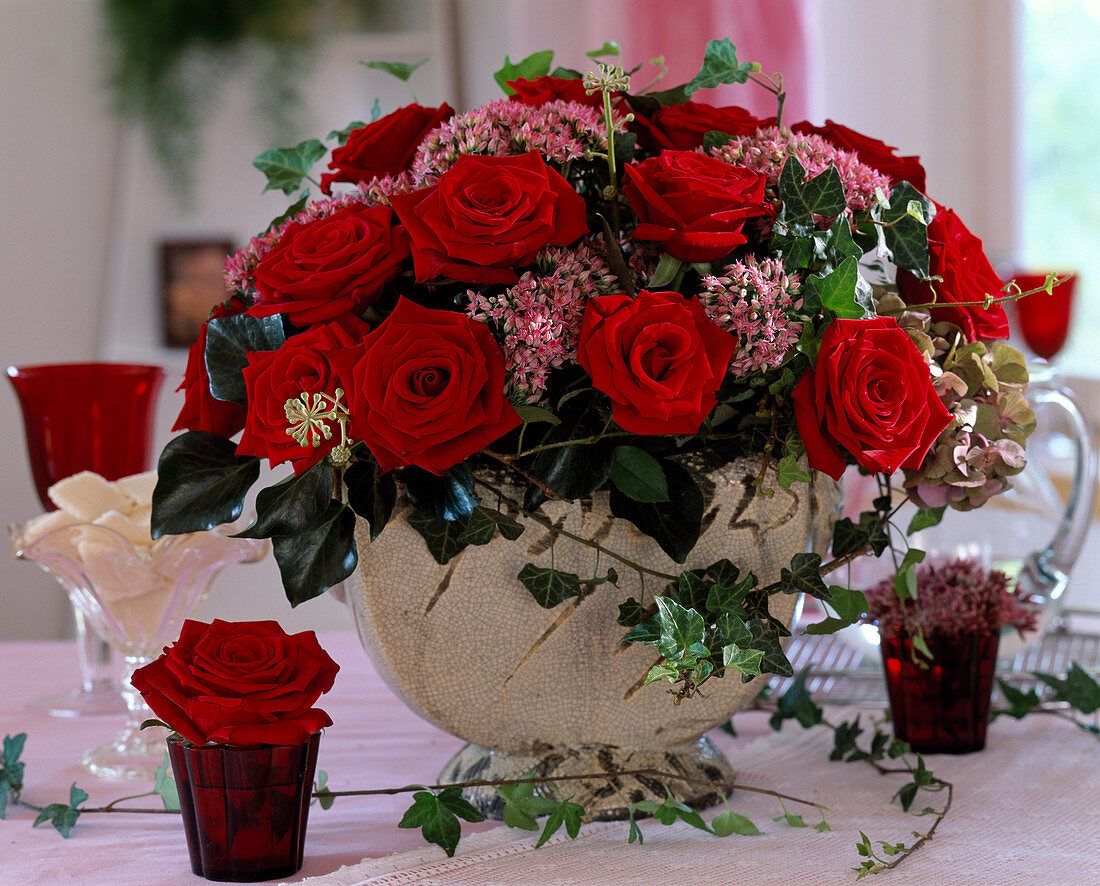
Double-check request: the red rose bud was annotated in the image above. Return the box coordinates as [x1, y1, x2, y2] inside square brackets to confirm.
[792, 119, 926, 192]
[250, 204, 411, 326]
[896, 205, 1010, 342]
[623, 150, 772, 263]
[131, 619, 339, 747]
[577, 290, 737, 436]
[320, 103, 454, 194]
[630, 100, 774, 152]
[333, 298, 522, 475]
[172, 300, 248, 438]
[390, 151, 589, 285]
[236, 314, 370, 474]
[791, 317, 953, 480]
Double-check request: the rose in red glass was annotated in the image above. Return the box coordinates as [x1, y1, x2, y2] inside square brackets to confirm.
[508, 76, 605, 108]
[896, 205, 1010, 341]
[173, 300, 248, 438]
[630, 101, 773, 152]
[131, 619, 339, 747]
[577, 290, 737, 435]
[622, 150, 772, 263]
[334, 298, 521, 474]
[250, 204, 410, 326]
[791, 317, 952, 480]
[390, 151, 589, 285]
[320, 103, 454, 193]
[792, 119, 927, 192]
[237, 314, 370, 474]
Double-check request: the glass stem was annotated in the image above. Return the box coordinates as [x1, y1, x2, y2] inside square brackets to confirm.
[74, 603, 116, 694]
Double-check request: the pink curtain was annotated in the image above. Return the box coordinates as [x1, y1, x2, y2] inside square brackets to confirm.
[623, 0, 812, 121]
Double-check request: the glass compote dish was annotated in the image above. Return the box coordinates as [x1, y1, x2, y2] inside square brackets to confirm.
[11, 521, 267, 779]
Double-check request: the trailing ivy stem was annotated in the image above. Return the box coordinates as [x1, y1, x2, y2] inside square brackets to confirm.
[473, 477, 680, 582]
[482, 448, 572, 503]
[510, 430, 633, 458]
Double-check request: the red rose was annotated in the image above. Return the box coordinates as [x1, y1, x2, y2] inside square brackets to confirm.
[172, 300, 248, 438]
[577, 290, 737, 435]
[622, 150, 772, 262]
[237, 314, 370, 473]
[508, 76, 605, 108]
[131, 619, 339, 746]
[390, 152, 589, 285]
[334, 298, 521, 475]
[896, 205, 1010, 341]
[630, 100, 774, 152]
[250, 204, 410, 326]
[320, 103, 454, 194]
[792, 119, 927, 192]
[791, 317, 952, 480]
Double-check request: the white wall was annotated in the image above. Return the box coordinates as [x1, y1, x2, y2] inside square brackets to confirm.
[0, 0, 1022, 639]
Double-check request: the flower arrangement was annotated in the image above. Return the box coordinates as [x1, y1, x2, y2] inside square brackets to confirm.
[152, 40, 1039, 697]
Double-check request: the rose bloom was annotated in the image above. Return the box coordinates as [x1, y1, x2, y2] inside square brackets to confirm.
[622, 150, 772, 263]
[320, 103, 454, 193]
[390, 151, 589, 285]
[172, 299, 248, 438]
[791, 317, 952, 480]
[508, 75, 606, 108]
[334, 298, 522, 475]
[792, 119, 927, 192]
[577, 290, 737, 435]
[630, 100, 774, 152]
[237, 314, 371, 474]
[896, 205, 1010, 341]
[131, 619, 339, 746]
[251, 204, 410, 326]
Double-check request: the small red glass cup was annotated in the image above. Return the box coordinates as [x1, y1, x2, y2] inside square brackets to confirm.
[1010, 272, 1077, 360]
[167, 734, 320, 882]
[880, 632, 999, 754]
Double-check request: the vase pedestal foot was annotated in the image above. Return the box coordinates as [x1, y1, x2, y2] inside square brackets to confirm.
[439, 735, 735, 821]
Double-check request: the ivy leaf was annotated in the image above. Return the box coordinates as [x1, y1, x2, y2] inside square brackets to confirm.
[152, 432, 261, 537]
[748, 621, 794, 679]
[995, 679, 1042, 720]
[266, 189, 310, 233]
[535, 800, 585, 847]
[769, 668, 822, 730]
[620, 617, 661, 645]
[517, 564, 582, 609]
[609, 460, 703, 563]
[831, 513, 889, 558]
[204, 314, 287, 404]
[404, 466, 479, 522]
[774, 454, 811, 488]
[684, 38, 758, 95]
[777, 552, 830, 601]
[407, 511, 469, 565]
[610, 446, 670, 503]
[654, 596, 706, 659]
[894, 548, 926, 602]
[523, 434, 614, 511]
[908, 505, 947, 535]
[810, 255, 863, 319]
[314, 770, 335, 810]
[344, 460, 397, 542]
[722, 643, 764, 678]
[877, 182, 933, 276]
[774, 811, 807, 828]
[32, 783, 87, 838]
[153, 755, 180, 812]
[616, 597, 649, 628]
[361, 57, 428, 82]
[804, 584, 870, 630]
[1033, 664, 1100, 714]
[327, 120, 366, 144]
[0, 733, 27, 819]
[711, 808, 760, 837]
[397, 786, 485, 857]
[653, 793, 712, 832]
[271, 501, 357, 606]
[586, 41, 620, 58]
[706, 571, 754, 618]
[253, 138, 326, 195]
[777, 158, 846, 233]
[494, 50, 555, 94]
[457, 506, 525, 546]
[824, 215, 863, 263]
[894, 780, 919, 812]
[514, 404, 560, 426]
[830, 716, 864, 761]
[234, 462, 333, 539]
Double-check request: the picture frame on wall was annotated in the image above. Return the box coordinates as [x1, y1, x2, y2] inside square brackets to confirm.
[159, 239, 234, 349]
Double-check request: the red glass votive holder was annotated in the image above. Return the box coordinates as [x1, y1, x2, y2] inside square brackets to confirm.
[167, 734, 320, 882]
[1010, 272, 1077, 360]
[880, 632, 999, 754]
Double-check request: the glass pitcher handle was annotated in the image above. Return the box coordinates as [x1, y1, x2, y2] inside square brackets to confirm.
[1024, 384, 1098, 611]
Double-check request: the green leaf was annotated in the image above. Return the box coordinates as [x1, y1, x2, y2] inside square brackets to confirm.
[609, 460, 703, 563]
[514, 404, 560, 426]
[877, 182, 933, 277]
[314, 770, 335, 810]
[361, 57, 428, 82]
[616, 597, 649, 627]
[271, 500, 357, 605]
[523, 435, 614, 511]
[151, 432, 261, 537]
[204, 313, 287, 404]
[344, 460, 397, 542]
[995, 679, 1042, 720]
[234, 462, 333, 539]
[768, 668, 822, 730]
[457, 505, 524, 546]
[748, 621, 794, 679]
[775, 812, 807, 828]
[398, 786, 484, 857]
[626, 807, 645, 844]
[253, 139, 326, 195]
[535, 800, 585, 847]
[702, 130, 734, 153]
[327, 120, 367, 145]
[830, 716, 864, 761]
[32, 783, 87, 838]
[684, 38, 758, 95]
[648, 252, 683, 288]
[370, 98, 382, 121]
[407, 510, 469, 564]
[831, 512, 889, 558]
[829, 585, 869, 623]
[824, 216, 864, 263]
[774, 454, 811, 488]
[266, 189, 310, 233]
[777, 552, 830, 601]
[711, 808, 760, 837]
[621, 617, 661, 645]
[722, 643, 764, 677]
[517, 564, 583, 609]
[404, 465, 479, 522]
[494, 50, 555, 95]
[894, 780, 919, 812]
[153, 755, 180, 812]
[0, 733, 27, 819]
[1033, 664, 1100, 714]
[653, 793, 712, 832]
[907, 505, 947, 535]
[654, 596, 706, 659]
[610, 446, 669, 503]
[705, 571, 753, 617]
[812, 255, 863, 319]
[777, 158, 847, 233]
[586, 41, 620, 59]
[894, 548, 926, 602]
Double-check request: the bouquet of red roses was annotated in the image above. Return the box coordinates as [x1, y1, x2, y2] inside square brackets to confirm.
[152, 40, 1035, 690]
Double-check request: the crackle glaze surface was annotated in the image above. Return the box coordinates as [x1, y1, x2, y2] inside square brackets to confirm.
[343, 455, 841, 759]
